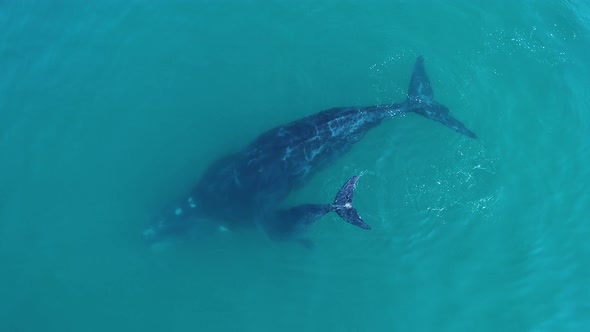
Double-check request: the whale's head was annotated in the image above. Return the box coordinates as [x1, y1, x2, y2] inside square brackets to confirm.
[143, 210, 226, 251]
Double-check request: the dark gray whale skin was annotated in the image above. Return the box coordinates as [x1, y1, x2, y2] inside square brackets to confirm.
[144, 56, 476, 244]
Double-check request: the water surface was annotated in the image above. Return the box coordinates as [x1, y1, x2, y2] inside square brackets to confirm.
[1, 1, 589, 331]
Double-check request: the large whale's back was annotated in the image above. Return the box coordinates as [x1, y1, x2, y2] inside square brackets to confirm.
[191, 107, 386, 223]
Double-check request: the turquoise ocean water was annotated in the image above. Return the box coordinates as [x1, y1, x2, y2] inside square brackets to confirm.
[1, 1, 589, 331]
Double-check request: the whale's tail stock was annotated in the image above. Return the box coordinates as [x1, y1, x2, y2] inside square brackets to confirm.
[403, 56, 477, 139]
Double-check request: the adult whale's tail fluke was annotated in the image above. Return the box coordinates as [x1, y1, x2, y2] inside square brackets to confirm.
[332, 175, 371, 230]
[404, 56, 477, 139]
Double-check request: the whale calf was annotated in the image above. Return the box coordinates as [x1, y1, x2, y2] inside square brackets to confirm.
[144, 56, 476, 245]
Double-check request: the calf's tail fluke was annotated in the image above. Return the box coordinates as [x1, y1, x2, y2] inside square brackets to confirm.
[404, 56, 477, 139]
[332, 175, 371, 230]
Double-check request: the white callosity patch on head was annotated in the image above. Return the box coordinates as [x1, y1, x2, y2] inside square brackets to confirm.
[175, 208, 182, 215]
[188, 197, 196, 208]
[143, 228, 156, 240]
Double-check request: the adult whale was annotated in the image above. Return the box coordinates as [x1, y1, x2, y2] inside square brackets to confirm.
[144, 56, 476, 245]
